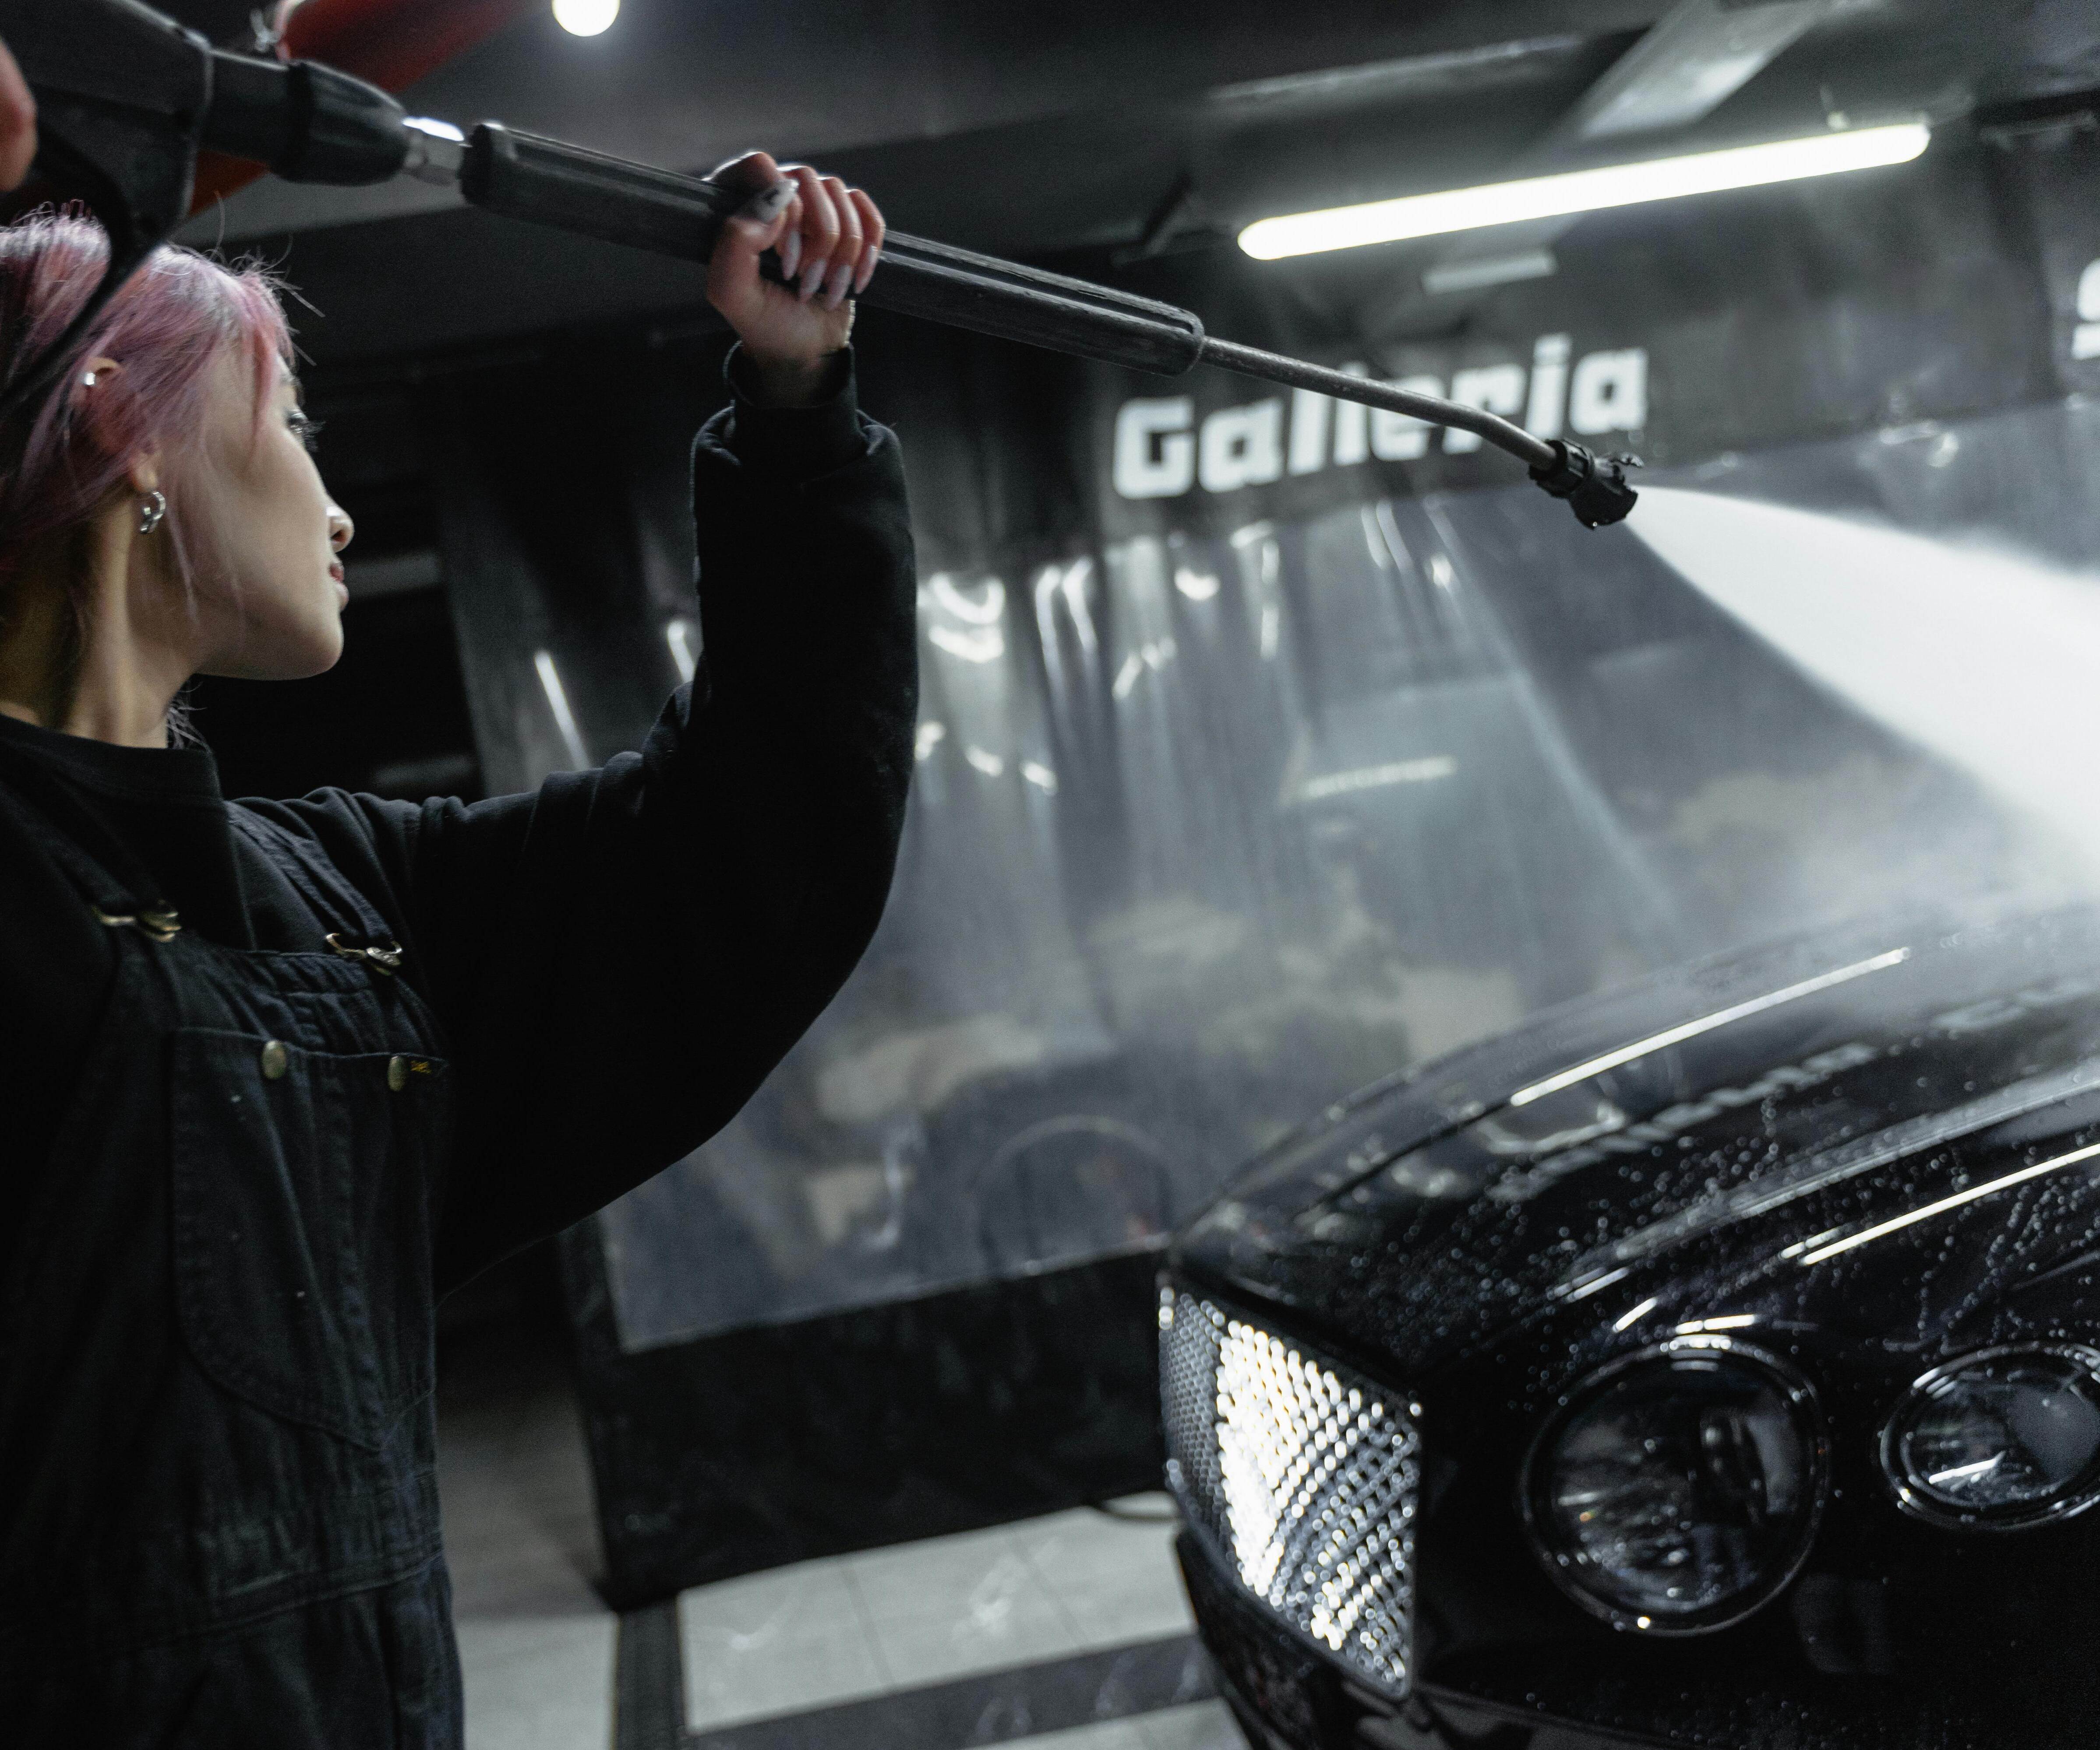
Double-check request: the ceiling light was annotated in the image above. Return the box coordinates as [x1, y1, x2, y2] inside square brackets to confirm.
[1421, 249, 1559, 295]
[553, 0, 618, 36]
[1239, 122, 1929, 260]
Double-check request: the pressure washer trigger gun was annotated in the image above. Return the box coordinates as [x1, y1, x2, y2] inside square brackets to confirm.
[1528, 440, 1642, 528]
[0, 0, 409, 430]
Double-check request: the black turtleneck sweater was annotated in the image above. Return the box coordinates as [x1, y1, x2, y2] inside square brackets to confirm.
[0, 356, 916, 1296]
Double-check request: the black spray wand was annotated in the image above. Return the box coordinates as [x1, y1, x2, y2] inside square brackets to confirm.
[3, 0, 1638, 527]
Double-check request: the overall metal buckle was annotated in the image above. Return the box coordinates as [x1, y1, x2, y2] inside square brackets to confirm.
[325, 932, 405, 976]
[92, 905, 182, 942]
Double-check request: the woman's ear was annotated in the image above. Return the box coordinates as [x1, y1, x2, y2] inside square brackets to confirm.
[75, 356, 155, 490]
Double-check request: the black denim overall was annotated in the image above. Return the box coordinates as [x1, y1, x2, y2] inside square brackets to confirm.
[0, 774, 462, 1747]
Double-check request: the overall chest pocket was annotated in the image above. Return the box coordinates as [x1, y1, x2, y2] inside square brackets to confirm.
[170, 1028, 449, 1449]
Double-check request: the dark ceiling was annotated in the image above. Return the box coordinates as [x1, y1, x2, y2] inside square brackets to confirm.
[160, 0, 2100, 368]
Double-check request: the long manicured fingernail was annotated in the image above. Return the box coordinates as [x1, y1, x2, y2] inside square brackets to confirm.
[823, 260, 853, 309]
[799, 260, 826, 301]
[854, 245, 880, 295]
[738, 178, 794, 225]
[778, 228, 801, 279]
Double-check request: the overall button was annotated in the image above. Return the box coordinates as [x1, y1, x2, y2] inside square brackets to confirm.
[259, 1040, 289, 1080]
[387, 1055, 435, 1092]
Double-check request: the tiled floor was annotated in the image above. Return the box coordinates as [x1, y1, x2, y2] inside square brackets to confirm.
[676, 1495, 1201, 1731]
[438, 1317, 1242, 1750]
[677, 1501, 1198, 1734]
[997, 1700, 1243, 1750]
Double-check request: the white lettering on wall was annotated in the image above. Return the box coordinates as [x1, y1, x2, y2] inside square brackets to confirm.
[1113, 397, 1195, 498]
[2075, 258, 2100, 360]
[1442, 363, 1528, 454]
[1109, 339, 1649, 498]
[1288, 387, 1330, 475]
[1525, 333, 1570, 440]
[1568, 348, 1649, 436]
[1198, 399, 1285, 492]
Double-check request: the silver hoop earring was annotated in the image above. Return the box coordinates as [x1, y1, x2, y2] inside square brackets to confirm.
[138, 490, 167, 537]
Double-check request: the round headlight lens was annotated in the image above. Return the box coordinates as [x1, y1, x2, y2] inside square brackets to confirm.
[1883, 1346, 2100, 1529]
[1523, 1338, 1827, 1633]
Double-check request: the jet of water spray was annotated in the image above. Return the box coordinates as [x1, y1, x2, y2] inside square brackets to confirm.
[1631, 485, 2100, 874]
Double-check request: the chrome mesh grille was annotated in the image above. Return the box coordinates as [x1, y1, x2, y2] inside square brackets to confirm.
[1159, 1286, 1421, 1696]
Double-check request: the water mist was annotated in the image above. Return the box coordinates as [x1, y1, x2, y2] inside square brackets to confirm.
[1632, 486, 2100, 877]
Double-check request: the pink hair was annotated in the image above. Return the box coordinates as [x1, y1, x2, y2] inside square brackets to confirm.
[0, 210, 293, 592]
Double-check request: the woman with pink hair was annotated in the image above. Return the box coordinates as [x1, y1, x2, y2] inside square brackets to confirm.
[0, 157, 909, 1746]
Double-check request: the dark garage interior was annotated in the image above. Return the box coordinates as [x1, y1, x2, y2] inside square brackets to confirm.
[8, 0, 2100, 1746]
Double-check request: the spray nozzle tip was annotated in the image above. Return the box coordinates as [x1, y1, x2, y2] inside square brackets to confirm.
[1530, 439, 1640, 529]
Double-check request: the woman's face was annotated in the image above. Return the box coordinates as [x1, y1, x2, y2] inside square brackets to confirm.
[181, 348, 353, 681]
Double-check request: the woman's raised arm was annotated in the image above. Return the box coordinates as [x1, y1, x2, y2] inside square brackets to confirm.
[251, 162, 915, 1293]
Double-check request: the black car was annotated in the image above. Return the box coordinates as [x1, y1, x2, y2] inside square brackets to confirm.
[1160, 903, 2100, 1750]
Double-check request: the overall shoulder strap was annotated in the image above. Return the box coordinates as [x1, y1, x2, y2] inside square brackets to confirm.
[0, 757, 183, 938]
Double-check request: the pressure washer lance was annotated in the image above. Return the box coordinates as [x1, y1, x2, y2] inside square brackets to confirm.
[3, 0, 1637, 527]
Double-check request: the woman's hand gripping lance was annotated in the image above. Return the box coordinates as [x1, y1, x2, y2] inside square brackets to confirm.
[699, 151, 885, 407]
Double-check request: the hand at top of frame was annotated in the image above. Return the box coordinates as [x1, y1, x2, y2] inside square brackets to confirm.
[0, 38, 36, 189]
[705, 150, 884, 409]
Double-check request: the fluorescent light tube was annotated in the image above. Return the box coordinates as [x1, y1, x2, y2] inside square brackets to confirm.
[1238, 122, 1930, 260]
[1422, 249, 1559, 294]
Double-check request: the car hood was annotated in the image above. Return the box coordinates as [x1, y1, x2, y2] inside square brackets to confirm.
[1170, 902, 2100, 1379]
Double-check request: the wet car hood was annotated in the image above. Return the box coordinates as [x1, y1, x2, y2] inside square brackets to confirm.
[1171, 902, 2100, 1380]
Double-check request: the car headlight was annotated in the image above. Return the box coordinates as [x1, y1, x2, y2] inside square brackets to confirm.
[1521, 1336, 1828, 1634]
[1159, 1287, 1422, 1695]
[1881, 1345, 2100, 1530]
